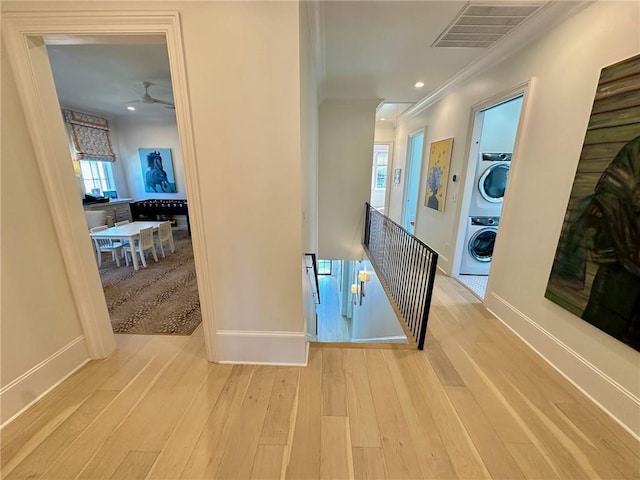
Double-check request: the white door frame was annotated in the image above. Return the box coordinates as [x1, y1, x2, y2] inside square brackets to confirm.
[450, 80, 533, 283]
[371, 141, 392, 212]
[2, 11, 218, 361]
[401, 128, 426, 232]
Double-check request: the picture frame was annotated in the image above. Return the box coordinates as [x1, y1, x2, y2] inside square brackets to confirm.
[139, 148, 177, 193]
[424, 137, 454, 212]
[393, 168, 402, 184]
[545, 53, 640, 351]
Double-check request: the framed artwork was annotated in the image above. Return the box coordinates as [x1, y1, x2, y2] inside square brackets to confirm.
[139, 148, 176, 193]
[424, 137, 453, 212]
[545, 53, 640, 351]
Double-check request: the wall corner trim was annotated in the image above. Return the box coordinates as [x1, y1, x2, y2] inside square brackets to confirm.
[215, 330, 308, 366]
[0, 336, 90, 429]
[487, 292, 640, 440]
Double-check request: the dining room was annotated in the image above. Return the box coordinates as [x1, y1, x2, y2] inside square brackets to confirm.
[46, 38, 203, 337]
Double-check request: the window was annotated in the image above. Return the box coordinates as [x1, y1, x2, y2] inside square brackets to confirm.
[372, 145, 389, 190]
[79, 160, 116, 195]
[64, 109, 118, 196]
[317, 260, 332, 275]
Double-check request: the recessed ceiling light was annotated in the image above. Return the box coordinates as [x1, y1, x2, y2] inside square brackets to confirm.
[126, 106, 136, 111]
[380, 117, 386, 121]
[414, 81, 425, 88]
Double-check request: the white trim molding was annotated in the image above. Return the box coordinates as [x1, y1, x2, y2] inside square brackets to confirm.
[216, 330, 308, 366]
[2, 10, 217, 362]
[0, 337, 89, 428]
[351, 336, 408, 344]
[487, 292, 640, 439]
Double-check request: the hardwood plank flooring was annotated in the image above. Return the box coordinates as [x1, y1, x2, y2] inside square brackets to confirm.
[2, 273, 638, 479]
[110, 451, 158, 480]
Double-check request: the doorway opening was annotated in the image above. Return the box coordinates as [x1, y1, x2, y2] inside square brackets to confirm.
[45, 38, 203, 336]
[456, 92, 525, 299]
[402, 130, 425, 234]
[4, 12, 215, 360]
[370, 143, 390, 213]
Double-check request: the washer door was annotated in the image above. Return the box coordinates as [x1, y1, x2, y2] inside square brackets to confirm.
[468, 228, 497, 262]
[478, 163, 509, 203]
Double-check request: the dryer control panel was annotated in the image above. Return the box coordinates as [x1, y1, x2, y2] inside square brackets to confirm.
[471, 216, 500, 226]
[482, 152, 512, 162]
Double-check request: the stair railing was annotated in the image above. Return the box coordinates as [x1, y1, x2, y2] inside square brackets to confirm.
[363, 203, 438, 349]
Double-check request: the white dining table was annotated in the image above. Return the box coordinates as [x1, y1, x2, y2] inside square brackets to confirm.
[89, 221, 163, 271]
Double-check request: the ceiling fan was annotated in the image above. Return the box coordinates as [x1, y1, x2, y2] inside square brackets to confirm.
[127, 81, 175, 109]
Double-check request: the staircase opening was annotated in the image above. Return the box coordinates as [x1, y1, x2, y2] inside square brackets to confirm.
[313, 259, 409, 345]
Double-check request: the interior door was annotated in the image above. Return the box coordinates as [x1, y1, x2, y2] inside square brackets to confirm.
[402, 131, 424, 234]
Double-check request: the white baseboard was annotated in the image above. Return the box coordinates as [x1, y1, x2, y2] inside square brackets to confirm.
[487, 292, 640, 440]
[351, 335, 408, 343]
[1, 336, 90, 428]
[215, 330, 308, 366]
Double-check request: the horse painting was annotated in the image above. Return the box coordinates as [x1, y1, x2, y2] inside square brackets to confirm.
[144, 150, 175, 193]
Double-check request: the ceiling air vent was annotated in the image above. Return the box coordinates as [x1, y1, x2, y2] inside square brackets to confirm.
[432, 2, 547, 48]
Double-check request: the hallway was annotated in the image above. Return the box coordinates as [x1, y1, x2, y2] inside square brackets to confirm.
[1, 273, 638, 479]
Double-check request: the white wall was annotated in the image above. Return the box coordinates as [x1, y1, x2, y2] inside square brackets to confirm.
[166, 1, 307, 354]
[114, 117, 185, 200]
[478, 96, 523, 153]
[318, 99, 380, 259]
[374, 123, 395, 143]
[299, 0, 319, 255]
[300, 0, 320, 340]
[390, 1, 640, 435]
[1, 44, 89, 424]
[351, 260, 407, 342]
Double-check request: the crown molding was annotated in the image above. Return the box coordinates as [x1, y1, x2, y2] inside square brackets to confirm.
[403, 0, 594, 120]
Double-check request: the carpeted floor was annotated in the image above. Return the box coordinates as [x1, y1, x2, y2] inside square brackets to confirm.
[98, 228, 202, 335]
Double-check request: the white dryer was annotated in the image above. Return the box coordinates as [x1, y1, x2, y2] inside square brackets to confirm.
[460, 216, 499, 275]
[468, 152, 511, 217]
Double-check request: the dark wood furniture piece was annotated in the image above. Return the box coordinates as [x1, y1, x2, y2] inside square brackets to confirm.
[130, 199, 190, 235]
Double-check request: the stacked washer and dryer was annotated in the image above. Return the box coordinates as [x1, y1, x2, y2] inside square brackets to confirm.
[459, 152, 511, 275]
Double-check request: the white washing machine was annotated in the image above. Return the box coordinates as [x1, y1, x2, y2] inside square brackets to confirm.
[460, 216, 499, 275]
[468, 152, 511, 217]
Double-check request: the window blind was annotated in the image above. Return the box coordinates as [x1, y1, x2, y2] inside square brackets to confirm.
[63, 109, 116, 162]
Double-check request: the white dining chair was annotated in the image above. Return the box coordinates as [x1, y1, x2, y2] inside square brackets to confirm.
[124, 226, 158, 268]
[90, 225, 127, 267]
[156, 221, 175, 258]
[114, 220, 131, 252]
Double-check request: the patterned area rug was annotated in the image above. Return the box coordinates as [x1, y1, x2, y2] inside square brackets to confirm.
[98, 228, 202, 335]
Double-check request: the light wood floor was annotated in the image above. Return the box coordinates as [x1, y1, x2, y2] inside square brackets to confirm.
[2, 274, 639, 479]
[317, 275, 352, 343]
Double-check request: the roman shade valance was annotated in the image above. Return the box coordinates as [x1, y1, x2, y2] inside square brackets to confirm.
[64, 109, 116, 162]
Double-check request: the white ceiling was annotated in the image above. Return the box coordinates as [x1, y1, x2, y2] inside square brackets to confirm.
[322, 1, 484, 103]
[44, 1, 561, 123]
[47, 41, 175, 121]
